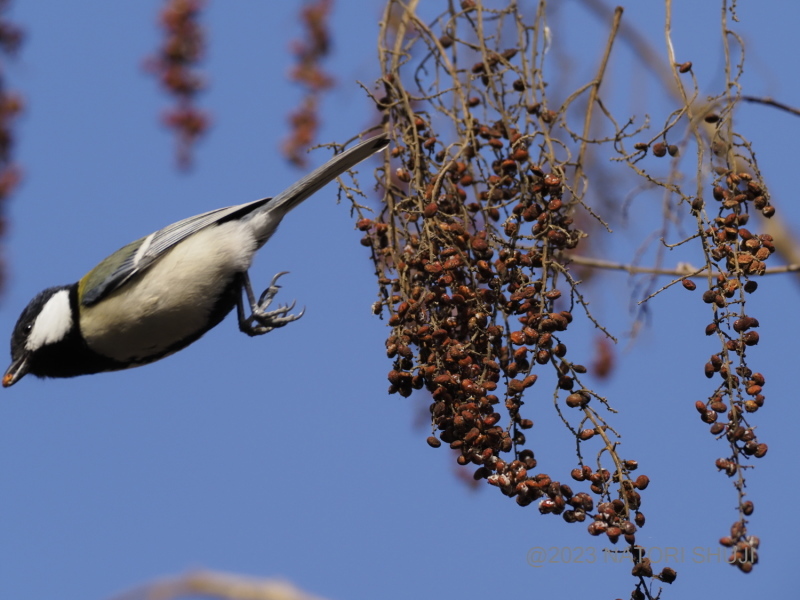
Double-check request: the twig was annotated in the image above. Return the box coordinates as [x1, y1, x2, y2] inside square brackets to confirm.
[568, 254, 800, 276]
[741, 95, 800, 118]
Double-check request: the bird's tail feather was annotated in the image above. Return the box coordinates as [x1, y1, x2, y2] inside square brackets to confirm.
[266, 133, 388, 217]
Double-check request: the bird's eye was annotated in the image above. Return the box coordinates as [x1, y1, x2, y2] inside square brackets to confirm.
[24, 323, 32, 333]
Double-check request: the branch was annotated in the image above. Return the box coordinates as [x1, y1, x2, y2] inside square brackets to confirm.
[107, 571, 328, 600]
[568, 254, 800, 276]
[741, 95, 800, 118]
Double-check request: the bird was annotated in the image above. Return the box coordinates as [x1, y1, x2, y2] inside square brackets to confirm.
[2, 133, 388, 387]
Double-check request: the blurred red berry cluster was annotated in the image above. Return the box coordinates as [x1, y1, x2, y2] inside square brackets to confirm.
[146, 0, 209, 169]
[0, 0, 23, 292]
[283, 0, 335, 167]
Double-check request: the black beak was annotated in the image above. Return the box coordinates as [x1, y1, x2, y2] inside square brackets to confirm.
[3, 353, 29, 387]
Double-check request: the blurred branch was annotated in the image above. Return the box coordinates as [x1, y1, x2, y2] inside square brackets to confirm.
[741, 95, 800, 118]
[578, 0, 677, 97]
[108, 571, 328, 600]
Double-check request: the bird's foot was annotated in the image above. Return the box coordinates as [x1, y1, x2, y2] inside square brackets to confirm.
[238, 271, 305, 336]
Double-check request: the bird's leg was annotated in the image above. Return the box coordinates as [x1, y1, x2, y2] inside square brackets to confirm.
[236, 271, 305, 337]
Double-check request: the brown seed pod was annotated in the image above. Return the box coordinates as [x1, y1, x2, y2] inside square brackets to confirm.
[509, 331, 525, 346]
[426, 436, 442, 448]
[541, 109, 557, 123]
[543, 173, 561, 187]
[732, 318, 750, 333]
[624, 460, 638, 472]
[653, 142, 667, 157]
[620, 521, 636, 536]
[659, 567, 677, 583]
[587, 521, 607, 536]
[754, 247, 770, 261]
[606, 526, 622, 544]
[566, 392, 589, 408]
[508, 379, 526, 394]
[631, 558, 653, 578]
[422, 202, 438, 218]
[424, 262, 443, 274]
[709, 400, 727, 413]
[701, 290, 717, 304]
[743, 331, 760, 346]
[511, 147, 529, 162]
[701, 410, 718, 424]
[681, 278, 696, 291]
[523, 374, 538, 388]
[745, 384, 762, 396]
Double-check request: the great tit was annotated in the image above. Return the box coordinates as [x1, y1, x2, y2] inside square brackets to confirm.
[3, 133, 388, 387]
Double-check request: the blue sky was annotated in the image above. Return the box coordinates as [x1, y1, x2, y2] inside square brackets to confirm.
[0, 2, 798, 599]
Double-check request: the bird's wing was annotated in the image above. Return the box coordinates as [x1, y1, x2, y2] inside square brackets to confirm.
[78, 198, 271, 307]
[78, 133, 389, 307]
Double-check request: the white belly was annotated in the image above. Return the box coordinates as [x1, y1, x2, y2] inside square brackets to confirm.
[80, 221, 257, 362]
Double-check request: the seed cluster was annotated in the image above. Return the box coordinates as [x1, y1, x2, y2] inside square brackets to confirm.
[687, 170, 774, 573]
[361, 77, 657, 584]
[360, 129, 652, 548]
[362, 130, 589, 498]
[365, 4, 674, 594]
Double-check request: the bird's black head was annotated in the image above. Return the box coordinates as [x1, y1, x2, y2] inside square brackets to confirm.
[4, 285, 79, 387]
[4, 284, 130, 387]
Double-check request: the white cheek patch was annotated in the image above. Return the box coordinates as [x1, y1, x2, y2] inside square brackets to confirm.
[26, 289, 73, 351]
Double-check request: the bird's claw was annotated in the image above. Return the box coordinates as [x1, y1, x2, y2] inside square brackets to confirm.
[238, 271, 305, 336]
[257, 271, 290, 306]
